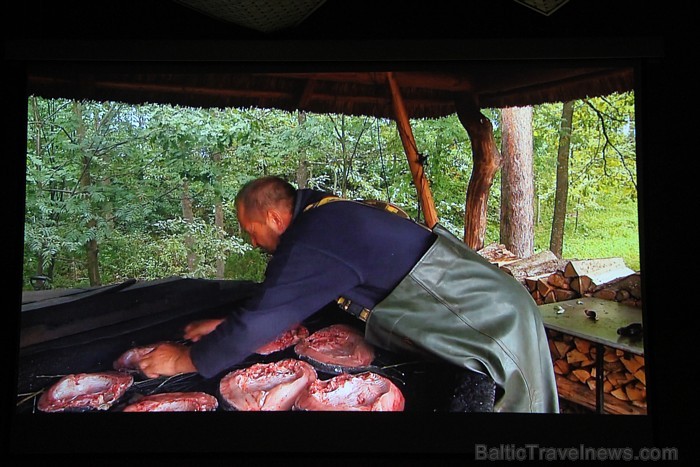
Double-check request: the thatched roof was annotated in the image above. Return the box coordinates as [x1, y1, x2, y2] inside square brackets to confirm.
[23, 60, 634, 119]
[10, 0, 658, 119]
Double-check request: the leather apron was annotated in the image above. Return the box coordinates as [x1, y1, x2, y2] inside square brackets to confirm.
[364, 223, 559, 413]
[304, 198, 559, 413]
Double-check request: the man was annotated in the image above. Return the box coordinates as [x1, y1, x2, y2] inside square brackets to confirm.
[139, 176, 559, 413]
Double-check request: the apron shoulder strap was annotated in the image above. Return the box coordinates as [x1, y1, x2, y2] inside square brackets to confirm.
[303, 195, 411, 220]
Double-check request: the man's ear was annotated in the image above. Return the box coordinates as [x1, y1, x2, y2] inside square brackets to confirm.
[266, 209, 288, 234]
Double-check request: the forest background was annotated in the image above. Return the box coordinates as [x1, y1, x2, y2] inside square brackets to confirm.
[23, 92, 638, 290]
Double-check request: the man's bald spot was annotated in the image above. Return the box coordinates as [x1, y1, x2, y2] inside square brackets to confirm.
[235, 176, 296, 220]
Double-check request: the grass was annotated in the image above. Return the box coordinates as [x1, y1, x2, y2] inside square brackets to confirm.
[535, 197, 641, 271]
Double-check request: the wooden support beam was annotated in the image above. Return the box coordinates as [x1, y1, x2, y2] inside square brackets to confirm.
[386, 72, 438, 228]
[456, 100, 502, 250]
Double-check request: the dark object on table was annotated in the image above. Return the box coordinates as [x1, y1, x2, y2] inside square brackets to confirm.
[617, 322, 643, 338]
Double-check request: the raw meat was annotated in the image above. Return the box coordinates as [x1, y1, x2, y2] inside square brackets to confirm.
[219, 359, 317, 411]
[294, 372, 405, 411]
[122, 392, 218, 412]
[256, 324, 309, 355]
[294, 324, 375, 373]
[37, 371, 134, 413]
[113, 344, 158, 374]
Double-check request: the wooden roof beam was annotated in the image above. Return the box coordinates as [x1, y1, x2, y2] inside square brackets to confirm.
[386, 72, 438, 228]
[260, 71, 474, 92]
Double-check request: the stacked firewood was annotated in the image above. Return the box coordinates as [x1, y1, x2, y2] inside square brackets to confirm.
[547, 329, 647, 414]
[478, 244, 642, 308]
[477, 244, 645, 413]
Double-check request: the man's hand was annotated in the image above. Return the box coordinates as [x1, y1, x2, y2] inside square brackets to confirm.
[138, 342, 197, 378]
[183, 318, 225, 342]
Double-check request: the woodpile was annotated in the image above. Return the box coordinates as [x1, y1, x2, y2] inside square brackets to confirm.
[547, 329, 647, 414]
[477, 244, 645, 414]
[477, 244, 642, 308]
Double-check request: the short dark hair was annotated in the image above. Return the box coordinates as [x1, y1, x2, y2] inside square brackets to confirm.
[235, 176, 296, 219]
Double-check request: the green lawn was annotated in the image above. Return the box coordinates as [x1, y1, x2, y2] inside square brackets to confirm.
[535, 198, 640, 271]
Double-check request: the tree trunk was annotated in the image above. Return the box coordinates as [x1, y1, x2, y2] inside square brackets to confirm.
[296, 111, 310, 189]
[181, 178, 196, 274]
[74, 101, 102, 286]
[550, 101, 574, 258]
[456, 101, 501, 250]
[213, 151, 225, 279]
[500, 106, 534, 258]
[31, 97, 51, 279]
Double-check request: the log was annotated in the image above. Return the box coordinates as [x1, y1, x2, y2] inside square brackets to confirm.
[607, 371, 636, 387]
[564, 258, 636, 287]
[611, 387, 629, 401]
[570, 275, 593, 294]
[548, 339, 560, 359]
[532, 290, 543, 305]
[536, 278, 554, 298]
[500, 250, 566, 284]
[547, 271, 571, 289]
[603, 348, 620, 363]
[593, 289, 617, 301]
[525, 274, 550, 292]
[554, 340, 572, 358]
[620, 356, 643, 374]
[477, 243, 519, 266]
[554, 289, 578, 302]
[616, 289, 631, 301]
[572, 369, 591, 384]
[587, 378, 614, 393]
[604, 360, 625, 373]
[625, 384, 645, 402]
[574, 337, 591, 354]
[566, 349, 594, 366]
[591, 272, 642, 300]
[553, 359, 570, 375]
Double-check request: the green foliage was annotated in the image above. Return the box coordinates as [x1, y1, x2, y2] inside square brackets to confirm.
[99, 219, 251, 282]
[225, 248, 269, 283]
[23, 92, 640, 290]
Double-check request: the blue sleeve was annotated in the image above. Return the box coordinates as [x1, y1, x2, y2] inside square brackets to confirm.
[189, 243, 362, 378]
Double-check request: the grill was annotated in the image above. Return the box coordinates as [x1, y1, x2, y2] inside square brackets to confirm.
[17, 278, 494, 414]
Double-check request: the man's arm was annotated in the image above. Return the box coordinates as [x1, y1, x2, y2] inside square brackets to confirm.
[184, 318, 226, 342]
[190, 243, 362, 378]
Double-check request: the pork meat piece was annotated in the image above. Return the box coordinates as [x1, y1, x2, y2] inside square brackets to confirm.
[294, 324, 375, 373]
[255, 324, 309, 355]
[37, 371, 134, 412]
[294, 372, 405, 411]
[122, 392, 218, 412]
[219, 359, 317, 411]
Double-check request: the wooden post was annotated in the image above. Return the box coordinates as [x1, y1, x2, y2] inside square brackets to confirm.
[386, 72, 438, 228]
[456, 100, 502, 250]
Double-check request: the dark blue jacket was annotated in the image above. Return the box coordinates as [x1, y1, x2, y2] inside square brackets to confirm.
[190, 188, 436, 378]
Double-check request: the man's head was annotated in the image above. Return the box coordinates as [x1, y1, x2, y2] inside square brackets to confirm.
[235, 176, 296, 253]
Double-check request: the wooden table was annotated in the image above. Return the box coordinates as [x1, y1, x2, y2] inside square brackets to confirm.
[538, 297, 644, 413]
